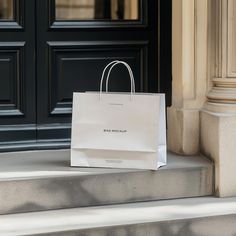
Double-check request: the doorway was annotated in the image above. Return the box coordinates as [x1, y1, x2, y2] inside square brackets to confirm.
[0, 0, 171, 151]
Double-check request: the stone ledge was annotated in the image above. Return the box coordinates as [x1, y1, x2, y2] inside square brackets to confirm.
[1, 197, 236, 236]
[0, 150, 213, 214]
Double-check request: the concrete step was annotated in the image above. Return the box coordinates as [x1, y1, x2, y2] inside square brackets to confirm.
[1, 197, 236, 236]
[0, 150, 213, 215]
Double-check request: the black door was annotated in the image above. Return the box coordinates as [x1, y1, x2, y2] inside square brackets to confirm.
[0, 0, 36, 148]
[0, 0, 170, 151]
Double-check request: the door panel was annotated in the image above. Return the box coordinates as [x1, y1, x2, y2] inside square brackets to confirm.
[0, 42, 25, 118]
[47, 41, 147, 116]
[55, 0, 140, 21]
[0, 0, 36, 145]
[50, 0, 147, 28]
[36, 0, 158, 142]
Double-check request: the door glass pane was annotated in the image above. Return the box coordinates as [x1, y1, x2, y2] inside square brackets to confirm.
[55, 0, 139, 21]
[0, 0, 13, 21]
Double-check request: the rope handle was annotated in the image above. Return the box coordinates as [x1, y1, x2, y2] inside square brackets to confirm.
[99, 60, 136, 99]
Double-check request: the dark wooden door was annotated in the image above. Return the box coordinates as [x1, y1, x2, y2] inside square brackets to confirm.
[36, 0, 159, 146]
[0, 0, 171, 151]
[0, 0, 36, 150]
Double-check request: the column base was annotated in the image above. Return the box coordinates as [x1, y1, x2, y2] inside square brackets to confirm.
[201, 109, 236, 197]
[167, 107, 199, 155]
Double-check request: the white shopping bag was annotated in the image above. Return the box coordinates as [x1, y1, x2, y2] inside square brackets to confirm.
[71, 61, 166, 170]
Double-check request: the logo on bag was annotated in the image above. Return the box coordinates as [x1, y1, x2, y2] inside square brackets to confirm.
[103, 129, 127, 133]
[108, 103, 124, 106]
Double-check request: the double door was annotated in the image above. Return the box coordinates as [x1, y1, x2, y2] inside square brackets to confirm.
[0, 0, 167, 150]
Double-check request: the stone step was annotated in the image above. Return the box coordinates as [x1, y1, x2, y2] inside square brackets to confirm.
[0, 150, 213, 215]
[1, 197, 236, 236]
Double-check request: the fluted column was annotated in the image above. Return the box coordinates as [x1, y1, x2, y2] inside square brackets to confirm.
[201, 0, 236, 197]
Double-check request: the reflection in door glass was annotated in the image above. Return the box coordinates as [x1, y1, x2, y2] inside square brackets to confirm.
[0, 0, 13, 20]
[55, 0, 139, 21]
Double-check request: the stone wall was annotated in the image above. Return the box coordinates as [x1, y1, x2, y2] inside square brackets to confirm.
[170, 0, 236, 197]
[168, 0, 208, 155]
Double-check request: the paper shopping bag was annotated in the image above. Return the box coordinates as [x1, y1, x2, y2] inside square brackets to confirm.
[71, 61, 166, 170]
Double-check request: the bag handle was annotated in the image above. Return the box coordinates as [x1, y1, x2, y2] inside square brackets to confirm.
[99, 60, 120, 94]
[99, 60, 136, 99]
[105, 61, 135, 93]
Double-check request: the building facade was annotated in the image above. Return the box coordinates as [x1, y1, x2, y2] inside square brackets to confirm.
[0, 0, 235, 204]
[169, 0, 236, 197]
[1, 0, 236, 234]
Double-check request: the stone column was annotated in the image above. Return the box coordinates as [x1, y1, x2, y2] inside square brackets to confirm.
[168, 0, 208, 155]
[201, 0, 236, 197]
